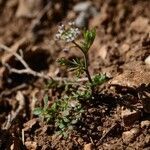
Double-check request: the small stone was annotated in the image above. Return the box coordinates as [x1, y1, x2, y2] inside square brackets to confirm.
[130, 128, 140, 135]
[75, 12, 89, 28]
[145, 55, 150, 66]
[145, 135, 150, 144]
[97, 126, 102, 132]
[120, 43, 130, 53]
[77, 137, 84, 144]
[122, 131, 134, 144]
[141, 120, 150, 128]
[25, 141, 37, 150]
[73, 2, 92, 12]
[84, 143, 92, 150]
[98, 45, 107, 60]
[122, 128, 140, 144]
[121, 108, 141, 126]
[130, 16, 150, 33]
[74, 2, 98, 28]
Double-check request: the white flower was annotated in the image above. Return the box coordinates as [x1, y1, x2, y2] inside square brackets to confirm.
[55, 22, 80, 43]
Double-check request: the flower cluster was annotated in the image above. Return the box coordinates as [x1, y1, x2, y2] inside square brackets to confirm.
[55, 22, 80, 43]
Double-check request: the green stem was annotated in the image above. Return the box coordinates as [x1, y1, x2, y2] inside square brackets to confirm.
[72, 41, 94, 91]
[72, 41, 85, 54]
[83, 53, 93, 84]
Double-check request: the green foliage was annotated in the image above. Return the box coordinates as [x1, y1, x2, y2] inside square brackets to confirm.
[33, 95, 54, 122]
[92, 74, 109, 86]
[54, 98, 83, 136]
[57, 57, 85, 77]
[72, 84, 92, 101]
[34, 95, 83, 136]
[45, 79, 59, 89]
[81, 28, 96, 53]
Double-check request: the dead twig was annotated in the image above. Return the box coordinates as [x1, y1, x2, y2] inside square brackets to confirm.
[3, 91, 25, 130]
[0, 43, 52, 80]
[99, 122, 118, 144]
[0, 44, 91, 83]
[0, 83, 27, 98]
[0, 38, 27, 63]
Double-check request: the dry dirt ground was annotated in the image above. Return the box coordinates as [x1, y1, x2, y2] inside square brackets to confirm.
[0, 0, 150, 149]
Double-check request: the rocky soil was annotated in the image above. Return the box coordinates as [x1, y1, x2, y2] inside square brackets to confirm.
[0, 0, 150, 149]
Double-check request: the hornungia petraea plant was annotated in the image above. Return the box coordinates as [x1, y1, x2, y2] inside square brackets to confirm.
[33, 22, 108, 137]
[56, 22, 105, 94]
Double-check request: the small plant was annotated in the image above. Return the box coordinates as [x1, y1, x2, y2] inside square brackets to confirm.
[56, 22, 107, 94]
[33, 95, 54, 122]
[34, 22, 108, 137]
[56, 23, 94, 85]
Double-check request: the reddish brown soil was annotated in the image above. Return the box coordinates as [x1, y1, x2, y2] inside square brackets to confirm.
[0, 0, 150, 149]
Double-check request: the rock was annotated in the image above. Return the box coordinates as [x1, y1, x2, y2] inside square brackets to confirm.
[130, 128, 140, 135]
[16, 0, 43, 18]
[120, 43, 130, 54]
[77, 137, 84, 145]
[145, 55, 150, 66]
[84, 143, 92, 150]
[110, 69, 150, 88]
[141, 120, 150, 129]
[98, 45, 107, 60]
[145, 135, 150, 145]
[73, 1, 92, 12]
[73, 1, 98, 27]
[122, 128, 140, 144]
[122, 131, 133, 144]
[121, 108, 141, 126]
[75, 12, 89, 28]
[110, 67, 150, 115]
[130, 17, 150, 33]
[24, 141, 37, 150]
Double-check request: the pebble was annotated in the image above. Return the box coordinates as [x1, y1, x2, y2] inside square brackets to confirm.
[145, 135, 150, 145]
[120, 43, 130, 54]
[84, 143, 92, 150]
[98, 45, 107, 60]
[122, 128, 140, 144]
[141, 120, 150, 128]
[73, 1, 98, 27]
[121, 108, 141, 126]
[73, 1, 92, 12]
[24, 141, 37, 150]
[75, 12, 89, 28]
[145, 55, 150, 66]
[122, 131, 133, 144]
